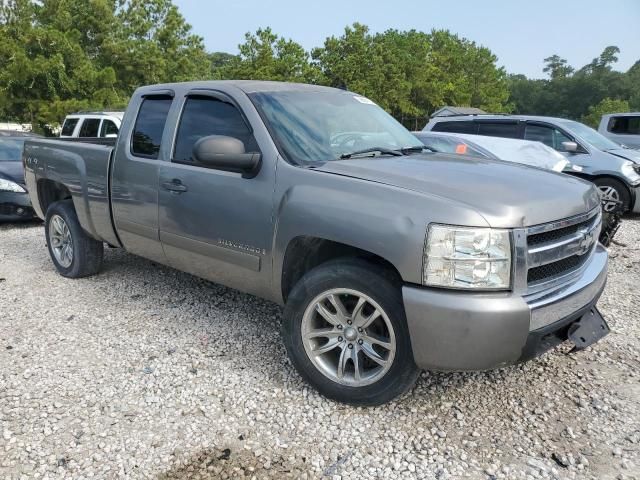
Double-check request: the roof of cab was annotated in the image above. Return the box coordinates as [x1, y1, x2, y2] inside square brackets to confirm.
[430, 114, 578, 124]
[136, 80, 347, 95]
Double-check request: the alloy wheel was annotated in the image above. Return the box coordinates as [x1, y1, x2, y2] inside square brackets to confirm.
[301, 288, 396, 387]
[598, 185, 621, 213]
[49, 214, 74, 268]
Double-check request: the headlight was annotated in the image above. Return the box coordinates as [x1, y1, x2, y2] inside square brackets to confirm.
[621, 162, 640, 182]
[0, 178, 26, 193]
[423, 225, 512, 290]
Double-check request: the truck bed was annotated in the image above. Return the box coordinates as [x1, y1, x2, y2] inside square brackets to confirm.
[23, 138, 120, 246]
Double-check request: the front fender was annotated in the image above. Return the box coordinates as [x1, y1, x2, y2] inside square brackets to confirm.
[271, 164, 488, 303]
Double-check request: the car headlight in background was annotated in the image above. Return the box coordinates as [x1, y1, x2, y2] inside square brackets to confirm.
[0, 178, 26, 193]
[621, 161, 640, 183]
[423, 225, 512, 290]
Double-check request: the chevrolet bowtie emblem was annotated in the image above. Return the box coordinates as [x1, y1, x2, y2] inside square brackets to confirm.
[576, 228, 595, 256]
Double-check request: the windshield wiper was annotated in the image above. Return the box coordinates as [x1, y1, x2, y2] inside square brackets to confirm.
[339, 147, 403, 159]
[400, 145, 438, 154]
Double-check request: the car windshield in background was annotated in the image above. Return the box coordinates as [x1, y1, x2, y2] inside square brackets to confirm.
[249, 90, 424, 165]
[0, 138, 25, 161]
[559, 120, 620, 151]
[416, 134, 487, 157]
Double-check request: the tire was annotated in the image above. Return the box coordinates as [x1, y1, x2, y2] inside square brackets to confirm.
[283, 258, 420, 406]
[594, 177, 631, 213]
[44, 199, 104, 278]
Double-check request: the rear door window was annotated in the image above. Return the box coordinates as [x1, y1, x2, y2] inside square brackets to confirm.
[78, 118, 100, 137]
[100, 120, 119, 137]
[61, 118, 79, 136]
[477, 121, 520, 139]
[173, 95, 259, 166]
[431, 121, 477, 134]
[131, 96, 173, 159]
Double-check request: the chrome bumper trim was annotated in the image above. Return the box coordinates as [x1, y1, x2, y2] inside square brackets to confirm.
[526, 244, 608, 331]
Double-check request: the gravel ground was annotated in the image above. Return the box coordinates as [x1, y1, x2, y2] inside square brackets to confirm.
[1, 218, 639, 480]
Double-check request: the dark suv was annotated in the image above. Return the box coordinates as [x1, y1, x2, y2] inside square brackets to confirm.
[424, 115, 640, 213]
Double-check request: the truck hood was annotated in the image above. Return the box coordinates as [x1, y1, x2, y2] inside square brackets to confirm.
[606, 148, 640, 163]
[0, 161, 25, 186]
[315, 154, 600, 228]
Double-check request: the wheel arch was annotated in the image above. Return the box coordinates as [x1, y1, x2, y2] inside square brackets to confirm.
[37, 179, 72, 215]
[279, 235, 403, 304]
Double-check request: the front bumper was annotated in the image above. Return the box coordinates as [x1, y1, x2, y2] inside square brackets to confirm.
[403, 244, 608, 371]
[0, 191, 36, 221]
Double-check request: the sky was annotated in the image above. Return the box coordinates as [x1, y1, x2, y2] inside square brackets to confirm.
[173, 0, 640, 78]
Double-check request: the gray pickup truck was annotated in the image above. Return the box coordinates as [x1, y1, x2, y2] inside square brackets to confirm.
[24, 81, 609, 405]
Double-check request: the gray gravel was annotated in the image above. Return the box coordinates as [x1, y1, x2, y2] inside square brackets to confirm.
[1, 218, 639, 480]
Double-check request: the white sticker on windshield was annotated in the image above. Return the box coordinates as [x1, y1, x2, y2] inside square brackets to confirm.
[353, 96, 376, 105]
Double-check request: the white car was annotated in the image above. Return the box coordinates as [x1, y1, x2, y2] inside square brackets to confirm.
[413, 131, 569, 172]
[60, 112, 124, 138]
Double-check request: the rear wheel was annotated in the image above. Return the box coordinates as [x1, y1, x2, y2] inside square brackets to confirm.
[45, 200, 104, 278]
[283, 259, 419, 405]
[594, 177, 630, 213]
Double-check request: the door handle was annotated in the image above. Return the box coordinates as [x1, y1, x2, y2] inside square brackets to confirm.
[162, 179, 188, 193]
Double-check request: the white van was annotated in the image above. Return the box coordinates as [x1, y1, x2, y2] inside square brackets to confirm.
[60, 112, 124, 138]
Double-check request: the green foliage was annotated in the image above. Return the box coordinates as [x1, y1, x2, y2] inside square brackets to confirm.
[543, 55, 574, 79]
[310, 25, 509, 129]
[1, 2, 637, 132]
[0, 0, 208, 128]
[508, 46, 638, 122]
[582, 98, 631, 128]
[214, 28, 322, 83]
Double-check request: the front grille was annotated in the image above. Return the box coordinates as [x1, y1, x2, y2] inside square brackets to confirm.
[527, 217, 594, 247]
[527, 255, 587, 283]
[525, 209, 601, 288]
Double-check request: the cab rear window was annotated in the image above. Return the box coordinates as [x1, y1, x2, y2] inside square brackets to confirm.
[131, 96, 173, 159]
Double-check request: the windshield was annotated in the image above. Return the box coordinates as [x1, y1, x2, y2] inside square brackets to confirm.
[249, 90, 423, 164]
[558, 120, 620, 151]
[0, 139, 25, 162]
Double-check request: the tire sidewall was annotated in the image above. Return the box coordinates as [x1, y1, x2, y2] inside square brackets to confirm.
[45, 200, 85, 277]
[283, 259, 419, 405]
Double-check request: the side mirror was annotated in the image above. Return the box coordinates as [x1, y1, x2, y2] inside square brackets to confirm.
[193, 135, 261, 178]
[561, 141, 579, 153]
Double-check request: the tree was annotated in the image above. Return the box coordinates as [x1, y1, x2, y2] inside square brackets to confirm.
[312, 25, 510, 129]
[210, 51, 236, 71]
[582, 97, 630, 128]
[216, 28, 321, 83]
[508, 46, 638, 121]
[543, 55, 574, 79]
[0, 0, 123, 127]
[0, 0, 209, 129]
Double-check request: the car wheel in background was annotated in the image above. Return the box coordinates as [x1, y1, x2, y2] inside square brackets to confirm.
[282, 258, 420, 406]
[45, 199, 104, 278]
[594, 177, 630, 213]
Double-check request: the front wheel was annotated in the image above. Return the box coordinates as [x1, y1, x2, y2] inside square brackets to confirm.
[45, 200, 104, 278]
[282, 259, 420, 406]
